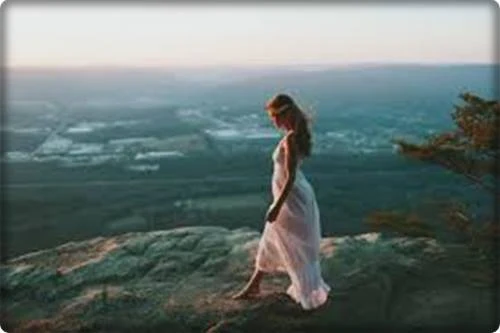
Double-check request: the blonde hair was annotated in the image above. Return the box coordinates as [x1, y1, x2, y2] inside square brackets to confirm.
[266, 93, 312, 157]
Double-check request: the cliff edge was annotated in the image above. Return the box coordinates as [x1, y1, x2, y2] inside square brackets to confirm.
[1, 226, 496, 332]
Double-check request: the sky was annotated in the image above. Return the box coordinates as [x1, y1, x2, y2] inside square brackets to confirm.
[4, 3, 497, 68]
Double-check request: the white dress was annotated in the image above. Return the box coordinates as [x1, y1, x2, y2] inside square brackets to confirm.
[255, 135, 331, 310]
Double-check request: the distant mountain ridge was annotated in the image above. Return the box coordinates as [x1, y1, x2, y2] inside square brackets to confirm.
[7, 64, 496, 106]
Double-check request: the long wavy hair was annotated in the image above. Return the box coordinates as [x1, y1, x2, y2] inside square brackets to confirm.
[265, 93, 313, 157]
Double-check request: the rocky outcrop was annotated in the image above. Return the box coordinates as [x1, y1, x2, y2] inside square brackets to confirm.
[1, 226, 497, 332]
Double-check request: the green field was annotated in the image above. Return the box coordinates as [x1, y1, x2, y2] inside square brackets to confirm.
[4, 151, 488, 259]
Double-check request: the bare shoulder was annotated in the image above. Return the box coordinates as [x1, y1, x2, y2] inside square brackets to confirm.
[285, 130, 296, 141]
[284, 131, 298, 151]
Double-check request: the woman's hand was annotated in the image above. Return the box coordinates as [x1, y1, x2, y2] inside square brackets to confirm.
[266, 203, 281, 223]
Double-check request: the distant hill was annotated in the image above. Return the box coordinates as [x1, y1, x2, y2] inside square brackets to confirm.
[7, 64, 496, 107]
[194, 64, 495, 108]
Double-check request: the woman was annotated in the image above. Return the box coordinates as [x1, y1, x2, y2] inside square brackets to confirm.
[233, 93, 330, 310]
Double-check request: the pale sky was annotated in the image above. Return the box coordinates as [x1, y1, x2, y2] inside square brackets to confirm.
[4, 3, 497, 68]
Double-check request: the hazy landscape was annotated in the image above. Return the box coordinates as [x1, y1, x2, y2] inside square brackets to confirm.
[2, 64, 495, 258]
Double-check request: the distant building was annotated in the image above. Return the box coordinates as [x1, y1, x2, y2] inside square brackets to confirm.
[67, 143, 104, 155]
[126, 164, 160, 172]
[5, 151, 32, 163]
[134, 151, 184, 160]
[36, 134, 73, 155]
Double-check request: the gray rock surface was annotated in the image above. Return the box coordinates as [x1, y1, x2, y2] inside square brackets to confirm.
[1, 226, 497, 332]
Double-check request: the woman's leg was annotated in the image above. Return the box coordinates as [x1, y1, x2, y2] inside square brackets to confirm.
[232, 269, 264, 299]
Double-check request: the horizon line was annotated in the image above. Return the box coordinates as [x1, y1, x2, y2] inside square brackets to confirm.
[6, 61, 499, 72]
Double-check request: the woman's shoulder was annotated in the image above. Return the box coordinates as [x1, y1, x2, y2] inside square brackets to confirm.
[284, 130, 298, 147]
[284, 130, 297, 144]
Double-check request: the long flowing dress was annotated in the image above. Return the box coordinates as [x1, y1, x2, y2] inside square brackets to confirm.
[255, 135, 331, 310]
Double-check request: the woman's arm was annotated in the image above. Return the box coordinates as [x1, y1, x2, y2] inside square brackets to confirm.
[266, 131, 298, 222]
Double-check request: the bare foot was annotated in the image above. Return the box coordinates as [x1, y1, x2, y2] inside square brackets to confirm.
[232, 284, 260, 300]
